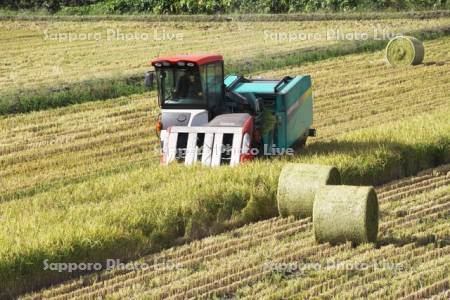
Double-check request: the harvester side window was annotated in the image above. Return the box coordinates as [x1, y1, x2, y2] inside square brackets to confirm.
[156, 70, 164, 106]
[206, 62, 224, 114]
[199, 65, 207, 96]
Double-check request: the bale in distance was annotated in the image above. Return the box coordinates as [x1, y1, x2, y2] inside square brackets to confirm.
[313, 185, 379, 245]
[386, 36, 424, 67]
[277, 163, 341, 218]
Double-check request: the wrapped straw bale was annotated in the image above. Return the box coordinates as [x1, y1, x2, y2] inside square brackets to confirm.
[313, 185, 379, 245]
[386, 36, 424, 66]
[277, 163, 341, 218]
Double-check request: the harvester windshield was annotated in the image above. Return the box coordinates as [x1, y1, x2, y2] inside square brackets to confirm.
[156, 67, 206, 108]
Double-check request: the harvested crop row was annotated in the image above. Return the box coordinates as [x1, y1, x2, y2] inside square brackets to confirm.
[87, 191, 450, 299]
[243, 197, 450, 300]
[257, 247, 449, 300]
[262, 36, 450, 139]
[56, 222, 314, 300]
[1, 91, 449, 298]
[23, 165, 450, 299]
[240, 243, 402, 299]
[4, 37, 450, 144]
[380, 195, 449, 231]
[0, 141, 156, 202]
[0, 96, 151, 145]
[379, 177, 450, 202]
[0, 94, 158, 201]
[1, 126, 151, 166]
[397, 278, 449, 300]
[368, 260, 449, 299]
[379, 174, 450, 209]
[2, 19, 450, 93]
[0, 108, 149, 148]
[31, 217, 306, 299]
[30, 204, 449, 299]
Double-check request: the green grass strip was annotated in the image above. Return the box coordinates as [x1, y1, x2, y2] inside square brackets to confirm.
[1, 107, 449, 298]
[0, 75, 147, 115]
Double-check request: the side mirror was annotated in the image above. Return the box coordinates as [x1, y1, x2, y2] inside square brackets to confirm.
[145, 71, 155, 88]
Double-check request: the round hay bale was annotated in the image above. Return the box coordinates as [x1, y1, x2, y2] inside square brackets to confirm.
[386, 36, 424, 67]
[313, 185, 379, 245]
[277, 163, 341, 218]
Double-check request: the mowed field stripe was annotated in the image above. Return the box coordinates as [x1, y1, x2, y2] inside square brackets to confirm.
[3, 19, 450, 93]
[22, 164, 450, 299]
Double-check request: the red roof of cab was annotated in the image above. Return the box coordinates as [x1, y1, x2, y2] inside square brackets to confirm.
[151, 54, 223, 66]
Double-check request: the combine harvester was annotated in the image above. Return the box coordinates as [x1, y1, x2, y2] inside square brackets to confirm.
[149, 54, 379, 245]
[150, 54, 315, 166]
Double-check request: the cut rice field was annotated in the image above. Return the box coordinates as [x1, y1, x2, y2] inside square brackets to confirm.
[260, 36, 450, 140]
[1, 18, 450, 94]
[1, 37, 449, 202]
[0, 36, 449, 297]
[22, 165, 450, 299]
[1, 93, 449, 298]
